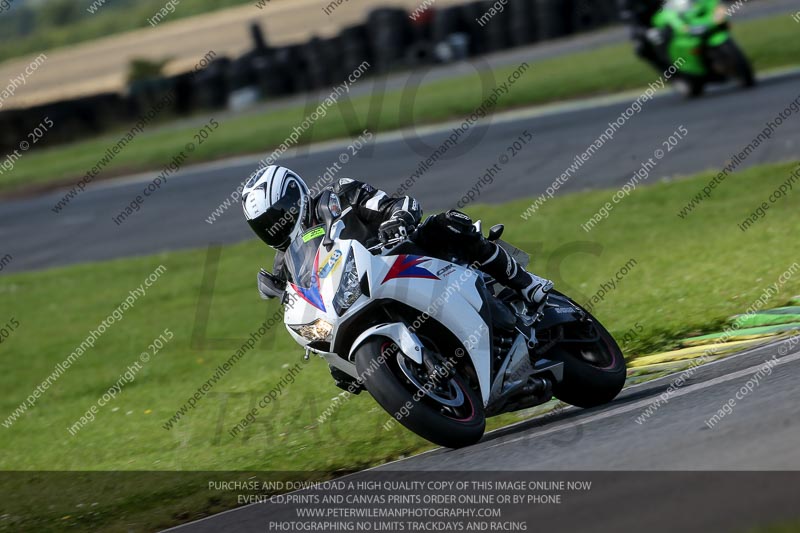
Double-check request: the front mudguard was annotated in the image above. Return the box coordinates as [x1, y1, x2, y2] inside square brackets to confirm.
[537, 292, 586, 331]
[348, 323, 424, 365]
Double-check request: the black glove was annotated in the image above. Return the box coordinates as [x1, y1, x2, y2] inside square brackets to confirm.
[378, 211, 416, 245]
[257, 269, 286, 300]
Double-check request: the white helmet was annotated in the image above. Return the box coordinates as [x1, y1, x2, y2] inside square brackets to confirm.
[242, 165, 310, 250]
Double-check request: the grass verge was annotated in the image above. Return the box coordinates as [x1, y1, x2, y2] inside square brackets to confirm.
[2, 13, 799, 194]
[0, 160, 799, 530]
[750, 521, 800, 533]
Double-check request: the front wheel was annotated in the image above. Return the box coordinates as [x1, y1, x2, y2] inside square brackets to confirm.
[542, 301, 627, 408]
[355, 338, 485, 448]
[715, 40, 755, 88]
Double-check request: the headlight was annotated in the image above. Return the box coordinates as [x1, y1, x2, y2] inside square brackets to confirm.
[290, 319, 334, 342]
[713, 5, 727, 24]
[333, 251, 362, 315]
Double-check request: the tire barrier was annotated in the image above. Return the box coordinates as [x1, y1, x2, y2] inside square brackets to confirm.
[304, 36, 336, 89]
[169, 72, 195, 115]
[340, 24, 373, 81]
[253, 55, 292, 98]
[275, 44, 313, 95]
[476, 0, 511, 53]
[0, 92, 129, 154]
[535, 0, 573, 40]
[129, 77, 175, 113]
[191, 56, 231, 110]
[411, 7, 435, 42]
[0, 111, 20, 154]
[462, 2, 490, 56]
[426, 5, 469, 61]
[0, 1, 631, 152]
[228, 54, 259, 93]
[572, 0, 617, 33]
[508, 0, 539, 47]
[432, 5, 470, 47]
[406, 40, 437, 67]
[367, 8, 413, 72]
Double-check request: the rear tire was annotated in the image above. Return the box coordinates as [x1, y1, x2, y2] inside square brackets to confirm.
[355, 338, 485, 448]
[688, 79, 706, 98]
[711, 40, 755, 88]
[673, 77, 704, 99]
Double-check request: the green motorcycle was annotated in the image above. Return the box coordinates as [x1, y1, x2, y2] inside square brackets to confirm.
[653, 0, 755, 97]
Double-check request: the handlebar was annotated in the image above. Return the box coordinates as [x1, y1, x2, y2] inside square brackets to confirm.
[367, 235, 407, 253]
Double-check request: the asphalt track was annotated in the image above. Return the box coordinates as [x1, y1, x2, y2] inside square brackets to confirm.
[169, 336, 800, 532]
[1, 68, 799, 274]
[0, 7, 797, 531]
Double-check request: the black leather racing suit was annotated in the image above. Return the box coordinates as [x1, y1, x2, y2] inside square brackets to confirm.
[271, 177, 541, 299]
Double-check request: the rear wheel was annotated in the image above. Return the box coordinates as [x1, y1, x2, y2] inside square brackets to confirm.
[543, 305, 626, 408]
[688, 78, 706, 97]
[355, 337, 485, 448]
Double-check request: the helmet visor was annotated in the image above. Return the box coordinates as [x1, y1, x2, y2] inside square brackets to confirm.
[247, 181, 303, 249]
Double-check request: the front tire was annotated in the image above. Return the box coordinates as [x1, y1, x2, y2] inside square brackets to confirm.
[544, 304, 627, 408]
[716, 40, 755, 88]
[729, 41, 756, 88]
[355, 338, 485, 448]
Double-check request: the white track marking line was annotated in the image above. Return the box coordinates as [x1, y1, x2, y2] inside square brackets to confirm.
[488, 350, 800, 449]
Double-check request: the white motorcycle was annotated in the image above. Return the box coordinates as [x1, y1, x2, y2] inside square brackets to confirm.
[261, 191, 626, 448]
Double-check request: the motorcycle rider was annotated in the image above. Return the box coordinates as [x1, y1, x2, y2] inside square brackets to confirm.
[618, 0, 671, 72]
[242, 165, 553, 305]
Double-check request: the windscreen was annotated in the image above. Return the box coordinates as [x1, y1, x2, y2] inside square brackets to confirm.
[284, 225, 325, 289]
